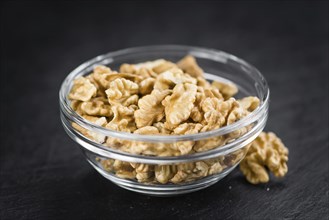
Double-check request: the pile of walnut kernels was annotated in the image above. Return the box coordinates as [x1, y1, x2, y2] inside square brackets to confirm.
[68, 55, 289, 184]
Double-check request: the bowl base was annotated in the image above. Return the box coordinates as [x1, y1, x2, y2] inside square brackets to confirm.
[90, 161, 237, 196]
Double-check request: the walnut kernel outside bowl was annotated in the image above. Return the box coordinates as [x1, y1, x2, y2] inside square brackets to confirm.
[59, 45, 269, 196]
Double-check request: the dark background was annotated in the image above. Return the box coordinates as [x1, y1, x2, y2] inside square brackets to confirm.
[1, 1, 328, 219]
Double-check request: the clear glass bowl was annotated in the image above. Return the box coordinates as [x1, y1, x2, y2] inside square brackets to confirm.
[59, 45, 269, 196]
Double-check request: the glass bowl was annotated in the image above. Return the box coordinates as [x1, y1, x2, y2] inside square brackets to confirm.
[59, 45, 269, 196]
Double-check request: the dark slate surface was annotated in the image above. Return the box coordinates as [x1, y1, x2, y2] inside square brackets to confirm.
[1, 1, 328, 219]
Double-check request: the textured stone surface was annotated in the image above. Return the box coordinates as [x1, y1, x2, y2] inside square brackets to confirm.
[1, 1, 328, 219]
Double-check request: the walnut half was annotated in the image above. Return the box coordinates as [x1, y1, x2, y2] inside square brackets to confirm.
[240, 132, 289, 184]
[162, 83, 198, 129]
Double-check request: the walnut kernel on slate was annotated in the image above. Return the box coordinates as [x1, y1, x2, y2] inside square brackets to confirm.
[68, 55, 288, 185]
[240, 132, 289, 184]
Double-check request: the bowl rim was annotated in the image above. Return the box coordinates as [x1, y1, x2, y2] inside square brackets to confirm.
[59, 45, 269, 142]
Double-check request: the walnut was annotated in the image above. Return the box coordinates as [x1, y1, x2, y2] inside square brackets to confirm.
[132, 59, 167, 70]
[162, 83, 198, 129]
[72, 116, 107, 143]
[190, 91, 206, 122]
[120, 59, 176, 76]
[113, 160, 136, 179]
[196, 76, 211, 88]
[154, 68, 197, 91]
[202, 97, 238, 117]
[170, 161, 212, 183]
[91, 65, 114, 88]
[105, 137, 132, 153]
[71, 122, 88, 137]
[170, 171, 189, 184]
[224, 101, 253, 143]
[170, 162, 195, 183]
[110, 65, 150, 81]
[134, 90, 172, 128]
[204, 88, 223, 100]
[201, 97, 221, 115]
[106, 123, 176, 156]
[113, 159, 132, 171]
[100, 159, 115, 172]
[193, 136, 226, 152]
[224, 126, 250, 144]
[177, 55, 204, 78]
[107, 72, 144, 84]
[173, 123, 203, 135]
[192, 161, 209, 177]
[208, 161, 223, 175]
[202, 110, 224, 131]
[211, 81, 238, 99]
[93, 65, 142, 88]
[80, 97, 112, 117]
[120, 64, 156, 78]
[128, 142, 178, 156]
[116, 170, 136, 179]
[155, 165, 177, 184]
[152, 122, 171, 134]
[68, 77, 97, 101]
[139, 78, 156, 95]
[70, 100, 83, 115]
[226, 105, 247, 125]
[135, 59, 177, 74]
[119, 63, 135, 74]
[173, 123, 203, 155]
[136, 68, 155, 79]
[131, 163, 154, 182]
[134, 126, 160, 135]
[132, 127, 179, 156]
[106, 105, 137, 132]
[152, 61, 177, 74]
[93, 65, 112, 75]
[240, 132, 289, 184]
[105, 78, 139, 106]
[172, 141, 194, 155]
[86, 74, 106, 97]
[203, 156, 226, 175]
[82, 115, 103, 122]
[85, 116, 107, 143]
[201, 98, 239, 131]
[223, 147, 249, 167]
[238, 96, 260, 112]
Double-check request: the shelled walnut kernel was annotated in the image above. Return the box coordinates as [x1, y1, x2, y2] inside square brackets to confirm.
[240, 132, 289, 184]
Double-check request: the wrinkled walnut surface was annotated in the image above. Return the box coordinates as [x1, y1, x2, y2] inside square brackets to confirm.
[240, 132, 289, 184]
